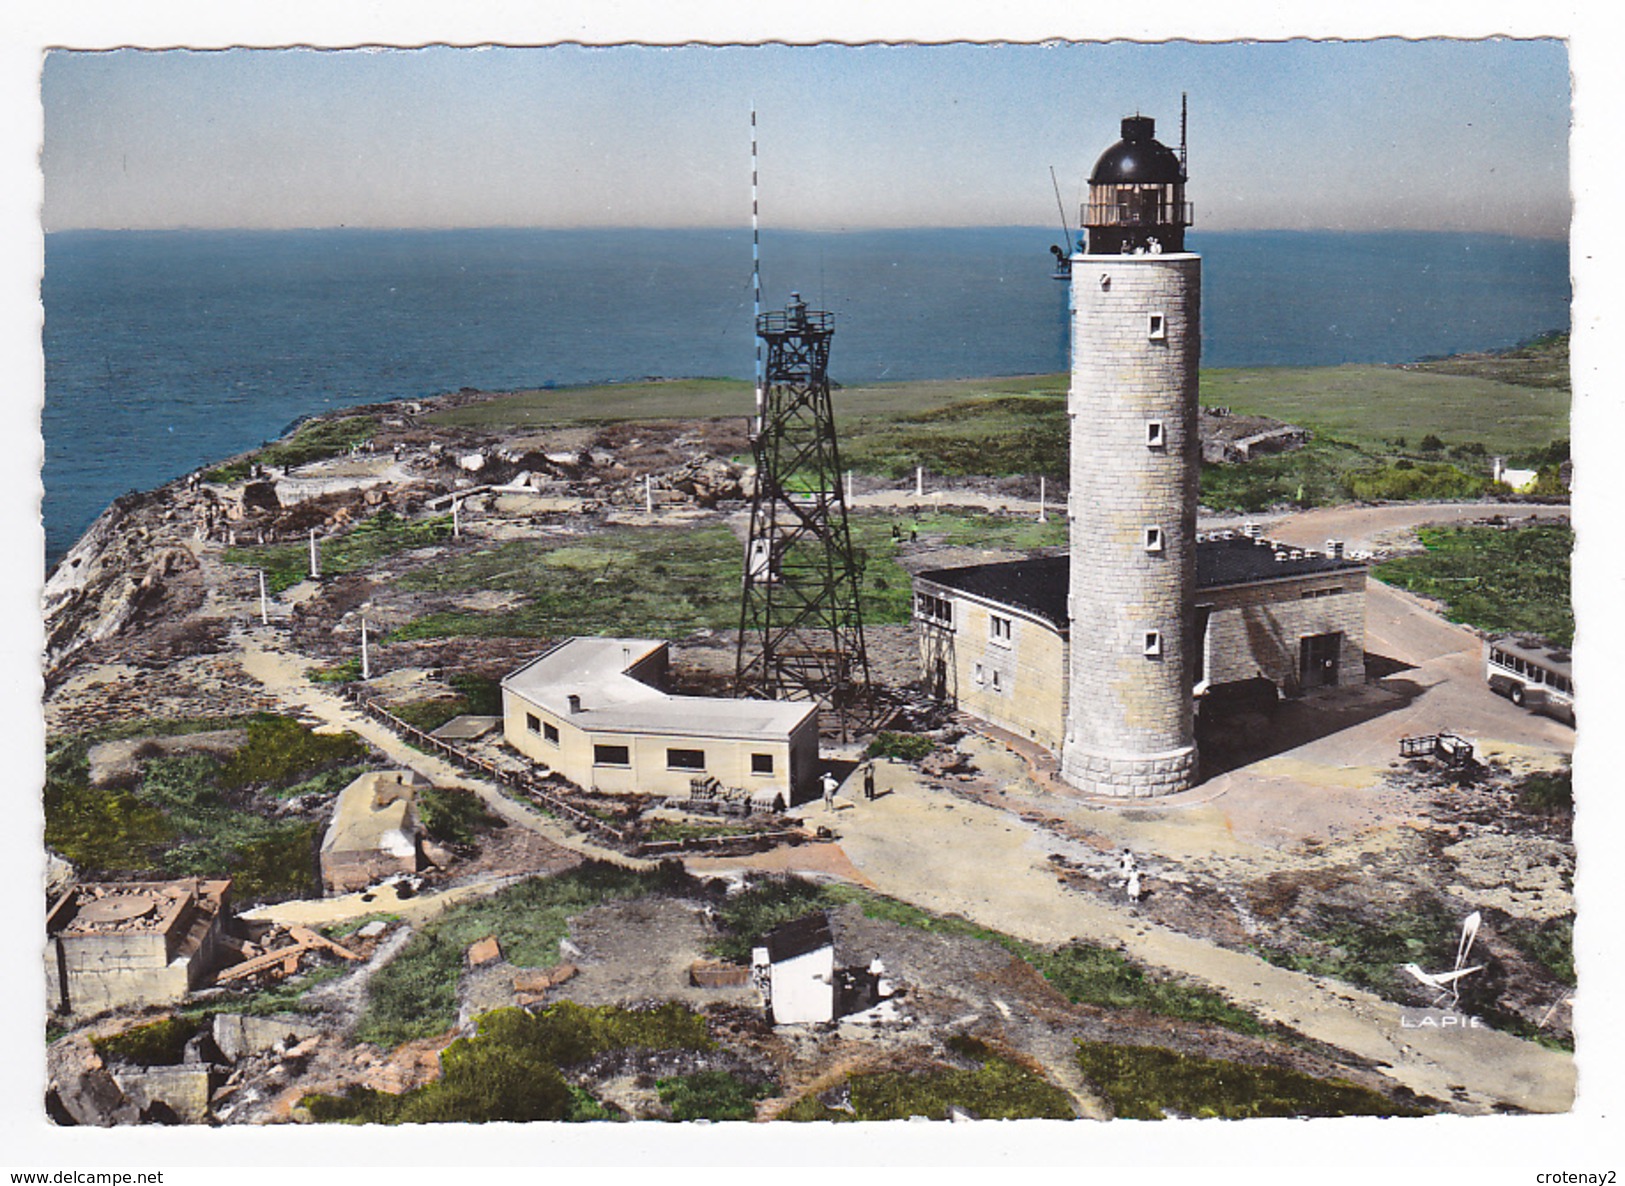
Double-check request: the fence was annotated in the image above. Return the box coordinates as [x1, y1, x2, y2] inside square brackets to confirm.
[343, 688, 629, 844]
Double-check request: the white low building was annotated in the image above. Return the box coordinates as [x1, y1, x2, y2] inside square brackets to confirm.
[501, 637, 819, 801]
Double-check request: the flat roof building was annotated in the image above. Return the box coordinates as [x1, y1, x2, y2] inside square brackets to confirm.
[502, 638, 820, 801]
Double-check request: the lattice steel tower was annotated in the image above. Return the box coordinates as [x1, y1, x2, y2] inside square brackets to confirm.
[735, 292, 873, 724]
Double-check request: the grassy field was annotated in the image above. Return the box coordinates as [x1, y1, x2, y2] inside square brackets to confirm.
[420, 353, 1566, 478]
[1373, 524, 1574, 646]
[383, 509, 1063, 643]
[1199, 364, 1568, 457]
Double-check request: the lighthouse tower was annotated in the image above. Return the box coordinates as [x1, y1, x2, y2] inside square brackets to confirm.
[1059, 112, 1200, 798]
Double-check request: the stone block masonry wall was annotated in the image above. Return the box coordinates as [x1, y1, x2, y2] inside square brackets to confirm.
[1203, 573, 1368, 693]
[1062, 254, 1200, 798]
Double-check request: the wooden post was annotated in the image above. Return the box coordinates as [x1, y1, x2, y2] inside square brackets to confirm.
[258, 569, 268, 625]
[1038, 476, 1047, 523]
[308, 528, 319, 579]
[915, 465, 924, 498]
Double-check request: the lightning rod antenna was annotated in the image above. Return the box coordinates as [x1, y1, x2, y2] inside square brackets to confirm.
[1180, 92, 1189, 173]
[751, 107, 763, 438]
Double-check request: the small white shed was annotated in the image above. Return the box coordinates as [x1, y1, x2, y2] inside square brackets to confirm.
[753, 913, 835, 1025]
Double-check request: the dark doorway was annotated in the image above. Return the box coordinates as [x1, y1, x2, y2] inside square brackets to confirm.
[1300, 632, 1343, 689]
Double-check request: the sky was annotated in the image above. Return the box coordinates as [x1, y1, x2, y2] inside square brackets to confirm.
[41, 38, 1571, 237]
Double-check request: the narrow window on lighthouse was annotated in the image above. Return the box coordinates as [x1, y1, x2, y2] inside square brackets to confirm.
[1148, 313, 1167, 340]
[1143, 526, 1164, 553]
[1146, 420, 1165, 448]
[1143, 630, 1163, 658]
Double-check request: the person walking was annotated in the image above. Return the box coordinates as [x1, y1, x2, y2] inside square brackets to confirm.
[821, 770, 839, 811]
[863, 762, 876, 801]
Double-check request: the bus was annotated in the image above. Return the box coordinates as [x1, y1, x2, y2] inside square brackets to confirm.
[1485, 636, 1575, 725]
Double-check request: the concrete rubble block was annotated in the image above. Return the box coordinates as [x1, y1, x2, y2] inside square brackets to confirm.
[110, 1064, 217, 1124]
[211, 1013, 325, 1064]
[467, 935, 503, 967]
[512, 963, 577, 995]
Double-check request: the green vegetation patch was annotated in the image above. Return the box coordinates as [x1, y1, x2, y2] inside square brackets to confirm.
[643, 819, 767, 844]
[356, 862, 683, 1047]
[1517, 767, 1574, 816]
[225, 509, 454, 594]
[44, 716, 367, 899]
[386, 674, 503, 733]
[657, 1070, 774, 1121]
[1506, 913, 1575, 986]
[91, 1017, 202, 1067]
[418, 785, 503, 846]
[1075, 1040, 1423, 1119]
[1374, 524, 1573, 647]
[866, 731, 937, 762]
[307, 1001, 712, 1124]
[1027, 942, 1270, 1037]
[1256, 895, 1462, 1001]
[205, 415, 380, 483]
[1347, 461, 1493, 502]
[783, 1044, 1072, 1122]
[216, 713, 369, 792]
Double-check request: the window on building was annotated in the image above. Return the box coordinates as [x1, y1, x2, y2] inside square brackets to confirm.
[1146, 420, 1165, 448]
[915, 592, 953, 625]
[991, 669, 1003, 693]
[543, 721, 560, 745]
[973, 662, 986, 686]
[1144, 525, 1164, 553]
[989, 615, 1013, 645]
[751, 753, 775, 775]
[1148, 313, 1167, 340]
[1143, 630, 1163, 657]
[593, 744, 631, 767]
[526, 712, 540, 733]
[1301, 586, 1345, 599]
[667, 748, 706, 770]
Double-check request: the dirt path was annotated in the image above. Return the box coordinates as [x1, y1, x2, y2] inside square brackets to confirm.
[768, 765, 1573, 1114]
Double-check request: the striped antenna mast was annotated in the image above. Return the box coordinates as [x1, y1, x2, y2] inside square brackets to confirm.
[751, 107, 763, 436]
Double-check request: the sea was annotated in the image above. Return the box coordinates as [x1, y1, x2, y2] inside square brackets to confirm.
[41, 227, 1570, 566]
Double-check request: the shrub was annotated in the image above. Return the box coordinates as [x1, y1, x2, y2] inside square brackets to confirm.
[308, 1002, 711, 1124]
[418, 786, 503, 846]
[216, 714, 368, 791]
[1517, 768, 1573, 816]
[866, 732, 936, 762]
[657, 1071, 773, 1121]
[1347, 461, 1489, 501]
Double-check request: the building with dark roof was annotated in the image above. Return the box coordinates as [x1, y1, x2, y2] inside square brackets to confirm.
[912, 531, 1367, 760]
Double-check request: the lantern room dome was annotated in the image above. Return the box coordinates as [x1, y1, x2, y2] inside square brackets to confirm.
[1089, 115, 1184, 185]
